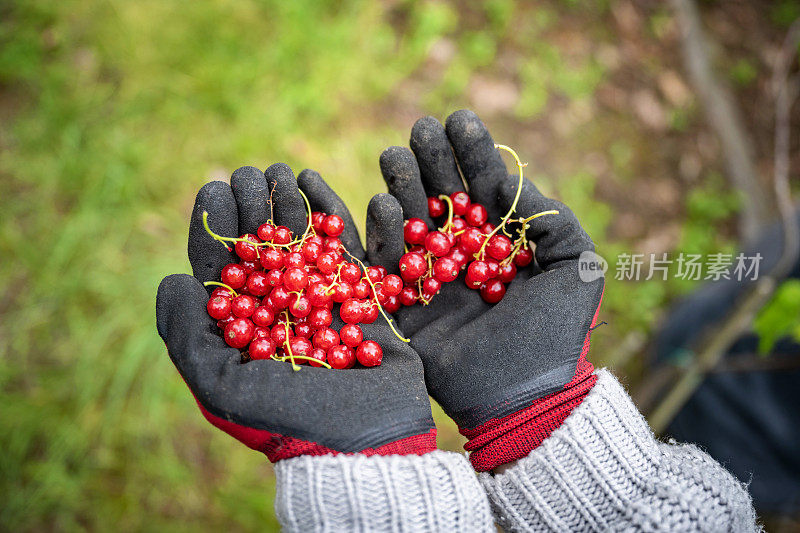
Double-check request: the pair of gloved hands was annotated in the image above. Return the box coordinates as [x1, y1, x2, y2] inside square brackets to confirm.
[156, 110, 604, 471]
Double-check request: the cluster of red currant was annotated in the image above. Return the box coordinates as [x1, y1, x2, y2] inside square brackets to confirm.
[201, 145, 551, 371]
[203, 208, 403, 370]
[396, 146, 557, 306]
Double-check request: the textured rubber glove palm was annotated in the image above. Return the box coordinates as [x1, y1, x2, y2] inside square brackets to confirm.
[156, 164, 435, 461]
[368, 111, 604, 470]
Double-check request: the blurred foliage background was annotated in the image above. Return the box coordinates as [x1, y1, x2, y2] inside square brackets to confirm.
[1, 0, 798, 530]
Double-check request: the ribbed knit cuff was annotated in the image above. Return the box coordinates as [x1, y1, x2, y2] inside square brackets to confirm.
[462, 358, 596, 472]
[479, 369, 759, 532]
[274, 450, 494, 532]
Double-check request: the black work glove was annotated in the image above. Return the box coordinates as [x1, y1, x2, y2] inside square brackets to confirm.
[368, 110, 604, 471]
[156, 164, 435, 461]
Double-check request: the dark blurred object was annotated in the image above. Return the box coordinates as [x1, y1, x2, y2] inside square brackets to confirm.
[653, 210, 800, 514]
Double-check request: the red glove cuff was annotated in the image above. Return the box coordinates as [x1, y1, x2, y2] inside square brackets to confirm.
[461, 288, 603, 472]
[197, 401, 437, 461]
[461, 359, 596, 472]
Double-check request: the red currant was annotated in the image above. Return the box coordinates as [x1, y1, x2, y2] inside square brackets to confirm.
[341, 263, 361, 284]
[422, 276, 441, 296]
[425, 231, 452, 257]
[486, 234, 513, 260]
[231, 294, 257, 318]
[327, 345, 355, 369]
[428, 197, 445, 218]
[367, 266, 383, 284]
[273, 226, 292, 245]
[340, 298, 364, 324]
[382, 274, 403, 296]
[207, 296, 232, 320]
[352, 279, 370, 299]
[322, 214, 345, 237]
[339, 324, 363, 347]
[466, 260, 491, 285]
[224, 318, 254, 349]
[459, 228, 485, 254]
[302, 241, 322, 262]
[451, 217, 467, 233]
[253, 326, 271, 340]
[498, 262, 517, 283]
[399, 252, 427, 282]
[210, 287, 235, 300]
[465, 203, 488, 227]
[307, 306, 333, 329]
[361, 303, 379, 323]
[514, 247, 534, 267]
[331, 282, 353, 303]
[306, 282, 331, 307]
[399, 286, 419, 306]
[324, 237, 342, 251]
[317, 252, 338, 274]
[294, 322, 313, 338]
[260, 248, 284, 270]
[403, 218, 429, 245]
[266, 268, 283, 287]
[271, 324, 291, 346]
[257, 223, 275, 242]
[383, 294, 401, 313]
[356, 340, 383, 367]
[481, 279, 506, 303]
[284, 251, 305, 269]
[433, 257, 459, 282]
[270, 286, 291, 309]
[289, 294, 311, 318]
[283, 267, 309, 292]
[289, 337, 313, 362]
[308, 348, 327, 367]
[311, 212, 326, 233]
[249, 338, 276, 360]
[313, 327, 339, 351]
[246, 271, 270, 296]
[235, 234, 259, 261]
[221, 264, 247, 289]
[239, 260, 260, 274]
[252, 306, 275, 327]
[450, 191, 471, 216]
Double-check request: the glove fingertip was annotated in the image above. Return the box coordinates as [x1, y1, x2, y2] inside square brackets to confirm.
[366, 193, 405, 274]
[156, 273, 208, 341]
[265, 162, 307, 237]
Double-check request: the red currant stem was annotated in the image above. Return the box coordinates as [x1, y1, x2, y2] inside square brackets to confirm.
[416, 277, 431, 306]
[273, 354, 332, 369]
[474, 144, 527, 260]
[344, 251, 410, 343]
[519, 209, 559, 225]
[502, 210, 559, 265]
[283, 310, 300, 371]
[297, 189, 314, 244]
[324, 263, 346, 294]
[203, 281, 238, 297]
[202, 211, 237, 251]
[268, 180, 277, 224]
[437, 194, 455, 232]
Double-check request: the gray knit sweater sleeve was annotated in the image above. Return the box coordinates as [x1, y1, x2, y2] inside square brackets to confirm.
[273, 450, 494, 532]
[479, 369, 760, 532]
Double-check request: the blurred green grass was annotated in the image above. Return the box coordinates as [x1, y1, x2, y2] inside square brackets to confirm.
[0, 0, 762, 530]
[0, 1, 474, 529]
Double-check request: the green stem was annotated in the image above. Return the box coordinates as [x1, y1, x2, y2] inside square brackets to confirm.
[438, 194, 455, 232]
[203, 281, 238, 297]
